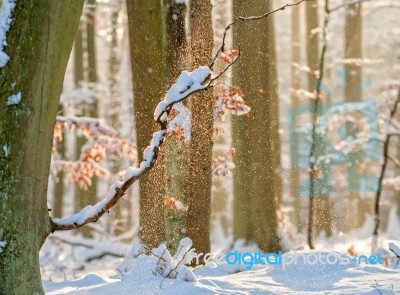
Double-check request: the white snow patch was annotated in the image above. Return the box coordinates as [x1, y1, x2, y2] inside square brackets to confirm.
[0, 0, 16, 68]
[0, 240, 7, 253]
[2, 144, 9, 157]
[6, 92, 21, 105]
[154, 66, 211, 121]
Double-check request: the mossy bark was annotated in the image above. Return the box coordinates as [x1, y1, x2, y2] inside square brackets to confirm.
[127, 0, 166, 249]
[0, 1, 84, 293]
[232, 0, 281, 252]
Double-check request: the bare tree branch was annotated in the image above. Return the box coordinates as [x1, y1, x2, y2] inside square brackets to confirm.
[372, 85, 400, 240]
[331, 0, 379, 12]
[209, 0, 314, 67]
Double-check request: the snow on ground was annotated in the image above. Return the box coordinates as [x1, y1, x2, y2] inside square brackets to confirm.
[42, 216, 400, 294]
[43, 251, 399, 295]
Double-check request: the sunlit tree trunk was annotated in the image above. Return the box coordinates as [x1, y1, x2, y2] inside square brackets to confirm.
[53, 137, 65, 218]
[232, 0, 281, 252]
[305, 0, 333, 241]
[73, 3, 98, 237]
[344, 2, 368, 230]
[0, 1, 83, 293]
[106, 5, 132, 237]
[186, 0, 214, 258]
[290, 4, 303, 232]
[127, 0, 166, 249]
[163, 0, 190, 253]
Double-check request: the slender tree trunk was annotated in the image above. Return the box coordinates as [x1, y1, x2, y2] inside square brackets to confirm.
[344, 2, 368, 230]
[73, 8, 98, 237]
[232, 0, 281, 252]
[291, 4, 303, 232]
[305, 0, 322, 246]
[186, 0, 214, 258]
[107, 6, 130, 237]
[163, 0, 190, 253]
[53, 137, 65, 218]
[0, 1, 83, 293]
[126, 0, 166, 249]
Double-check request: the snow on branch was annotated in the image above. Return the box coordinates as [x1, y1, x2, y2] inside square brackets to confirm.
[50, 66, 212, 232]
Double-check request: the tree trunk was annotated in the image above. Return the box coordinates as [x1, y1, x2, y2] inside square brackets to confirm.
[290, 4, 303, 232]
[73, 7, 98, 237]
[0, 1, 83, 293]
[163, 0, 190, 253]
[232, 0, 281, 252]
[186, 0, 214, 258]
[126, 0, 166, 249]
[53, 136, 65, 218]
[344, 2, 368, 230]
[107, 5, 131, 237]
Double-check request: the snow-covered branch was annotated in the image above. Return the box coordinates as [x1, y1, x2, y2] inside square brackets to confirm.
[50, 66, 212, 232]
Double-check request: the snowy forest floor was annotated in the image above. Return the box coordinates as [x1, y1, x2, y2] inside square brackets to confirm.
[41, 235, 400, 294]
[43, 255, 400, 295]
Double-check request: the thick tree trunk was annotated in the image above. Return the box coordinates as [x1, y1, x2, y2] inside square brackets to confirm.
[0, 1, 83, 293]
[232, 0, 281, 252]
[186, 0, 214, 258]
[163, 0, 190, 253]
[126, 0, 166, 249]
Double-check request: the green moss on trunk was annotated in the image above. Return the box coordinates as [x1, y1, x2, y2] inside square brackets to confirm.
[0, 1, 84, 293]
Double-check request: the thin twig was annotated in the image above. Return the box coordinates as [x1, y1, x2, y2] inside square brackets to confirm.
[373, 86, 400, 239]
[307, 0, 330, 250]
[209, 0, 314, 67]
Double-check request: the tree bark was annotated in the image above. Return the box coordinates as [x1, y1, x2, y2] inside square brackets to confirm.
[344, 2, 369, 231]
[232, 0, 281, 252]
[126, 0, 166, 249]
[291, 4, 303, 232]
[186, 0, 214, 258]
[163, 0, 190, 253]
[0, 1, 84, 293]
